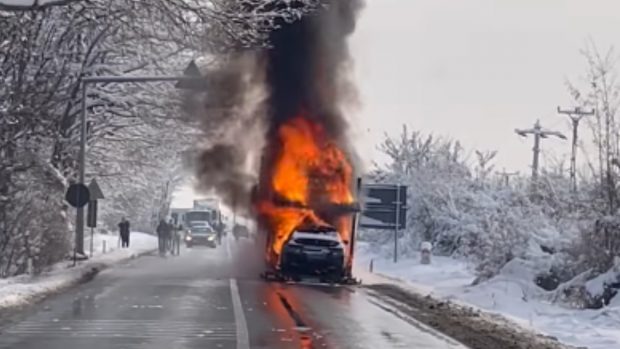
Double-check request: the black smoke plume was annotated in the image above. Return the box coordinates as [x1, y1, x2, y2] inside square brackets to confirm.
[190, 0, 363, 213]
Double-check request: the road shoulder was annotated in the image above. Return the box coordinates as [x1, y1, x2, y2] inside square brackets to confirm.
[0, 239, 156, 327]
[365, 282, 579, 349]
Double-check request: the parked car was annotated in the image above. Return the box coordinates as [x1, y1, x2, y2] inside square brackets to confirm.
[279, 225, 345, 281]
[232, 224, 250, 240]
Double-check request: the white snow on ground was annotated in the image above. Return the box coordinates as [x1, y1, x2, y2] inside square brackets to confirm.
[0, 232, 157, 310]
[355, 243, 620, 349]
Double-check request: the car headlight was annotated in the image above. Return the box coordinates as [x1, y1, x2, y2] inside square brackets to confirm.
[185, 235, 192, 241]
[207, 235, 215, 241]
[286, 245, 303, 254]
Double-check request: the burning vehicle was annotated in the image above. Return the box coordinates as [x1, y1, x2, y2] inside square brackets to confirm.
[189, 0, 363, 283]
[280, 222, 346, 282]
[254, 116, 360, 283]
[253, 1, 363, 283]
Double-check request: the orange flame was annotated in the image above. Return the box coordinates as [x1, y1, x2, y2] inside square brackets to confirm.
[257, 112, 354, 267]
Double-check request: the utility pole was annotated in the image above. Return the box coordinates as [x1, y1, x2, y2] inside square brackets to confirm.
[498, 168, 518, 187]
[557, 106, 594, 192]
[515, 120, 566, 189]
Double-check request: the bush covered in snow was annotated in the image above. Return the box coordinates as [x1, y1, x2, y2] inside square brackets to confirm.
[362, 125, 620, 308]
[364, 128, 555, 277]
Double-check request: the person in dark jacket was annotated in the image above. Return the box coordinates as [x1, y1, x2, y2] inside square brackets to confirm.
[118, 217, 131, 248]
[156, 219, 170, 256]
[168, 219, 181, 256]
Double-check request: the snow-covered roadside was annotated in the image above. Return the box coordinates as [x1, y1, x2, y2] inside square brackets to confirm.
[355, 244, 620, 349]
[0, 232, 157, 310]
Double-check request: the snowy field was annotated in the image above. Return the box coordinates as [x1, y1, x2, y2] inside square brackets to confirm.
[0, 232, 157, 310]
[355, 244, 620, 349]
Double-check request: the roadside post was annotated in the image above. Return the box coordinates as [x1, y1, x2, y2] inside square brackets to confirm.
[420, 241, 432, 264]
[346, 177, 363, 280]
[65, 183, 90, 266]
[86, 179, 105, 258]
[394, 184, 401, 263]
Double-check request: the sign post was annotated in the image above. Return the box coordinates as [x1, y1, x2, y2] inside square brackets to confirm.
[394, 184, 400, 263]
[65, 183, 90, 265]
[87, 200, 97, 258]
[86, 179, 105, 258]
[346, 177, 363, 278]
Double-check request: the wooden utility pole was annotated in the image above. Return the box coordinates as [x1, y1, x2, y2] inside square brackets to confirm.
[557, 106, 594, 192]
[515, 120, 566, 189]
[498, 168, 518, 187]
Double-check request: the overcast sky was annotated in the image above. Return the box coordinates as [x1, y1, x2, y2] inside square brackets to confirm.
[174, 0, 620, 206]
[350, 0, 620, 173]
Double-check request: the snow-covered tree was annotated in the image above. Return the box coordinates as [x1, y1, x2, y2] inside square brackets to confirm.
[0, 0, 317, 276]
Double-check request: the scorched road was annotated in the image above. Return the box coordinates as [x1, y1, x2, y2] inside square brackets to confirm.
[0, 237, 467, 349]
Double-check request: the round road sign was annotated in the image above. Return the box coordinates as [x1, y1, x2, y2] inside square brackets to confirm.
[65, 184, 90, 208]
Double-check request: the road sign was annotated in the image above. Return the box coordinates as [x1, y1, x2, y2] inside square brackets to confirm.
[365, 185, 407, 205]
[65, 184, 90, 208]
[88, 179, 105, 200]
[359, 183, 408, 263]
[87, 200, 98, 228]
[360, 184, 407, 230]
[175, 60, 207, 90]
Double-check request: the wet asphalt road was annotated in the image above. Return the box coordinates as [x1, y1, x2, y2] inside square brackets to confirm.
[0, 237, 467, 349]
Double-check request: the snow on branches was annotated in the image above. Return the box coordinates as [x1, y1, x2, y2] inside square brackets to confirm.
[0, 0, 313, 277]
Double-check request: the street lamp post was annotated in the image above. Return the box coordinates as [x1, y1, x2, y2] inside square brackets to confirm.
[75, 72, 205, 255]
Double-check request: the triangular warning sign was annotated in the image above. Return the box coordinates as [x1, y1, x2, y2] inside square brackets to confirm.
[175, 60, 207, 90]
[88, 178, 105, 200]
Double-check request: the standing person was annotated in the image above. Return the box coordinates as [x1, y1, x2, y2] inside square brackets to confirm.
[118, 217, 131, 248]
[215, 222, 223, 246]
[170, 222, 181, 256]
[168, 219, 177, 255]
[156, 219, 169, 256]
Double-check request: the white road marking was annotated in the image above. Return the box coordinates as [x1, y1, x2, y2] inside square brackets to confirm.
[230, 279, 250, 349]
[3, 319, 236, 339]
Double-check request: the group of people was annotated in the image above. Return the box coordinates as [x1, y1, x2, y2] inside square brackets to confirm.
[156, 219, 182, 257]
[117, 217, 183, 256]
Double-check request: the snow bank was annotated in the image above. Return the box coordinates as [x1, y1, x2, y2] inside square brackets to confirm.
[0, 232, 156, 310]
[584, 258, 620, 296]
[357, 245, 620, 349]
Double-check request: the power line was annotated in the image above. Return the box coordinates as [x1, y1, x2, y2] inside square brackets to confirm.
[557, 106, 594, 192]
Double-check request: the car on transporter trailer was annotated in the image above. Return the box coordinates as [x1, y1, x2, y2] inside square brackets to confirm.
[279, 224, 346, 282]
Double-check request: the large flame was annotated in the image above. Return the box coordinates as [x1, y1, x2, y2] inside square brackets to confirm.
[257, 112, 354, 267]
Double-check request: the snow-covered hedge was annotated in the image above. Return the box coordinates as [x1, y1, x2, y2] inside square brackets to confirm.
[361, 126, 620, 308]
